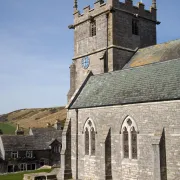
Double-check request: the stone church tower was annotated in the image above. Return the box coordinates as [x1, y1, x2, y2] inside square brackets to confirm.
[68, 0, 159, 101]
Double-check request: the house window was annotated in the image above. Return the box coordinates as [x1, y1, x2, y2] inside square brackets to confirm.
[132, 19, 139, 35]
[53, 146, 59, 153]
[121, 116, 138, 159]
[90, 20, 96, 37]
[84, 119, 96, 156]
[19, 163, 27, 171]
[11, 151, 18, 158]
[26, 151, 33, 158]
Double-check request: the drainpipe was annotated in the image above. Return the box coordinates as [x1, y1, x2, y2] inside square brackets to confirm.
[75, 109, 79, 179]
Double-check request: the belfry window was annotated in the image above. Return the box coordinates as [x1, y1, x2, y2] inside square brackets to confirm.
[84, 119, 96, 156]
[132, 19, 139, 35]
[90, 20, 96, 37]
[121, 117, 138, 159]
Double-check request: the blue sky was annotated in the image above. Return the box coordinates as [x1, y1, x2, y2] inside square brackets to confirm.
[0, 0, 179, 114]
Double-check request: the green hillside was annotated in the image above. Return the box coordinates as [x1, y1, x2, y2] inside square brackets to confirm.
[0, 122, 16, 135]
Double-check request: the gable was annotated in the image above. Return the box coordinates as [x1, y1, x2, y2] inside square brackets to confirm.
[70, 58, 180, 109]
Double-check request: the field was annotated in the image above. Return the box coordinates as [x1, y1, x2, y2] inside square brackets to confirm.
[0, 122, 16, 134]
[0, 169, 52, 180]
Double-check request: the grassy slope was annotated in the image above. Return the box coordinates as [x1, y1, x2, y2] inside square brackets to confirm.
[0, 169, 52, 180]
[0, 123, 16, 134]
[0, 107, 67, 132]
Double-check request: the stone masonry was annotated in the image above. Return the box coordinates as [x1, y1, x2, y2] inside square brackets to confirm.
[66, 100, 180, 180]
[68, 0, 159, 101]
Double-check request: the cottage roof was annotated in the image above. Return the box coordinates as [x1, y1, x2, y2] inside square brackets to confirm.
[124, 39, 180, 69]
[70, 58, 180, 109]
[1, 128, 62, 151]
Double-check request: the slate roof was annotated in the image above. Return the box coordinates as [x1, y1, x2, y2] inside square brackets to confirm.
[70, 58, 180, 109]
[124, 39, 180, 69]
[1, 128, 62, 151]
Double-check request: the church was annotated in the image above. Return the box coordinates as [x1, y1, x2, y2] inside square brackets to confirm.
[58, 0, 180, 179]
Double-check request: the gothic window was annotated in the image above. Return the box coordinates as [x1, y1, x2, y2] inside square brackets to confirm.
[132, 19, 139, 35]
[90, 20, 96, 37]
[123, 127, 129, 158]
[84, 119, 96, 156]
[131, 127, 137, 159]
[91, 127, 95, 155]
[121, 116, 138, 159]
[85, 128, 89, 155]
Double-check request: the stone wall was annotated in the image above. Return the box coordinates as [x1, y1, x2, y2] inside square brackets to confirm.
[68, 100, 180, 180]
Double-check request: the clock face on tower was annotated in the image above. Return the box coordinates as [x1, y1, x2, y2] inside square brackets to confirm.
[81, 56, 90, 69]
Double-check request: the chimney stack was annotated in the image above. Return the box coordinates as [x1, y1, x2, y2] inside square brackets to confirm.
[15, 124, 24, 135]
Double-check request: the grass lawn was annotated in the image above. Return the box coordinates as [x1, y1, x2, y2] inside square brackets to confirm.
[0, 169, 52, 180]
[0, 122, 16, 134]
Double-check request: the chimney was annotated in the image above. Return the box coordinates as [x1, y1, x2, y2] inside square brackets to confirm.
[54, 120, 62, 130]
[15, 124, 24, 135]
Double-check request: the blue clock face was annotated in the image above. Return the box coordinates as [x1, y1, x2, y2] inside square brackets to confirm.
[81, 56, 90, 69]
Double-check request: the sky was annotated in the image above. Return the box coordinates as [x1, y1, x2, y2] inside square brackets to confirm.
[0, 0, 179, 114]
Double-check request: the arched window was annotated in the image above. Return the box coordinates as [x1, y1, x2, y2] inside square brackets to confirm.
[83, 119, 96, 156]
[85, 128, 89, 155]
[91, 127, 95, 155]
[123, 127, 129, 158]
[131, 127, 137, 159]
[121, 116, 138, 159]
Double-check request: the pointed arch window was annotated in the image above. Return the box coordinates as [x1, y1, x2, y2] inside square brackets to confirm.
[131, 127, 137, 159]
[121, 117, 138, 159]
[85, 128, 89, 155]
[91, 127, 95, 155]
[123, 127, 129, 158]
[84, 119, 96, 156]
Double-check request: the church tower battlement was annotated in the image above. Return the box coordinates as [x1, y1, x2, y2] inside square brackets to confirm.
[68, 0, 160, 101]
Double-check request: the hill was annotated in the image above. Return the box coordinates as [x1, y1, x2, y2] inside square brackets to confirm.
[0, 107, 67, 131]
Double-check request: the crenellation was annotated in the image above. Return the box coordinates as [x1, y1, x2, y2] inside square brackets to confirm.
[83, 5, 90, 14]
[94, 1, 101, 9]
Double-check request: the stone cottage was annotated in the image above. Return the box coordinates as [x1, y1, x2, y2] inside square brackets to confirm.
[58, 0, 180, 180]
[0, 121, 62, 173]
